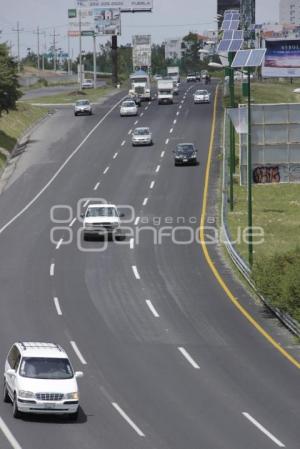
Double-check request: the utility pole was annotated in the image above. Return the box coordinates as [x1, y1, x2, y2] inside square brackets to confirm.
[67, 33, 71, 75]
[33, 26, 41, 73]
[12, 22, 24, 72]
[50, 28, 59, 71]
[93, 32, 97, 88]
[79, 9, 83, 89]
[112, 35, 118, 86]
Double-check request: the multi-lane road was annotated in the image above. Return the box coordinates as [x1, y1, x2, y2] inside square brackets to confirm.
[0, 81, 299, 449]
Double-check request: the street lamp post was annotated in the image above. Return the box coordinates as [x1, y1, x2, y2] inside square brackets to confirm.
[228, 52, 235, 212]
[247, 67, 253, 266]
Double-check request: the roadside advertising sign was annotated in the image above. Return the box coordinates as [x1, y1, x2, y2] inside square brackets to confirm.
[76, 0, 153, 12]
[132, 35, 151, 69]
[94, 8, 121, 35]
[262, 39, 300, 77]
[68, 8, 94, 37]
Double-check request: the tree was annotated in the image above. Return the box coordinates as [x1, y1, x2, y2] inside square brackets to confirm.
[0, 43, 21, 115]
[180, 32, 204, 74]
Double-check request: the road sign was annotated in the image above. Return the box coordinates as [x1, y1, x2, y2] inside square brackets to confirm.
[81, 30, 94, 36]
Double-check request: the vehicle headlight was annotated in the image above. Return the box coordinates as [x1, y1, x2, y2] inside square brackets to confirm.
[19, 390, 35, 398]
[65, 392, 79, 400]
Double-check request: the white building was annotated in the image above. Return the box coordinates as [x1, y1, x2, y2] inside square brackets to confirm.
[164, 38, 182, 61]
[279, 0, 300, 25]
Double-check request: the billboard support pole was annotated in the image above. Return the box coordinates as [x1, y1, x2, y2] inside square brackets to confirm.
[93, 32, 97, 88]
[228, 51, 235, 212]
[112, 35, 118, 86]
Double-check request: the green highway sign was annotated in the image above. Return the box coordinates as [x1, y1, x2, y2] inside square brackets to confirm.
[68, 9, 77, 18]
[81, 31, 94, 36]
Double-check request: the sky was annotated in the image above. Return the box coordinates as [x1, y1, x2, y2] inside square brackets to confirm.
[0, 0, 280, 58]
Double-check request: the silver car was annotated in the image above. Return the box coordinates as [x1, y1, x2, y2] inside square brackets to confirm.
[74, 99, 92, 116]
[120, 100, 138, 117]
[131, 127, 153, 146]
[193, 89, 210, 104]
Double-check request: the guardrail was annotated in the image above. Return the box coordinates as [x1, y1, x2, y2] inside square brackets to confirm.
[221, 112, 300, 337]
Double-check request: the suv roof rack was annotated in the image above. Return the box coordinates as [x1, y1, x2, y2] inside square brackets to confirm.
[18, 342, 63, 352]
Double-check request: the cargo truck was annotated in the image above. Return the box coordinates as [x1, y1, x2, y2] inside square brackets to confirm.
[157, 79, 174, 104]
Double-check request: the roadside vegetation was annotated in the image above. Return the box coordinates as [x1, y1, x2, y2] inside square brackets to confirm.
[225, 77, 300, 322]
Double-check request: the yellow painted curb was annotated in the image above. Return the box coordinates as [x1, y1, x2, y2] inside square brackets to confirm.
[200, 85, 300, 370]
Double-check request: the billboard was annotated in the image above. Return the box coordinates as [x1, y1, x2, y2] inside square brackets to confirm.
[76, 0, 153, 12]
[262, 39, 300, 78]
[69, 7, 121, 36]
[132, 35, 151, 69]
[94, 8, 121, 35]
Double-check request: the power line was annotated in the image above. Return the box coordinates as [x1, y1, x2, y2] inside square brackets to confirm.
[50, 28, 60, 72]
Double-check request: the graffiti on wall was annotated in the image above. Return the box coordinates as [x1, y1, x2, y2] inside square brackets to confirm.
[253, 166, 280, 184]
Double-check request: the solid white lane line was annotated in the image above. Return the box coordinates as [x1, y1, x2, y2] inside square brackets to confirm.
[103, 166, 110, 175]
[146, 300, 160, 318]
[0, 97, 125, 236]
[142, 198, 148, 206]
[242, 413, 285, 448]
[156, 165, 161, 173]
[178, 347, 200, 369]
[170, 128, 173, 134]
[132, 265, 141, 280]
[121, 140, 126, 146]
[93, 182, 100, 191]
[53, 297, 62, 316]
[70, 341, 87, 365]
[161, 151, 165, 158]
[112, 403, 145, 437]
[56, 238, 63, 250]
[128, 129, 132, 135]
[0, 418, 23, 449]
[113, 152, 118, 159]
[69, 218, 76, 227]
[165, 138, 169, 145]
[150, 181, 155, 189]
[130, 238, 134, 249]
[134, 216, 140, 226]
[83, 200, 89, 207]
[50, 263, 55, 277]
[173, 119, 177, 125]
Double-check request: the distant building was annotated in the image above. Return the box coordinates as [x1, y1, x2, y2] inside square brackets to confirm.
[279, 0, 300, 25]
[164, 38, 182, 61]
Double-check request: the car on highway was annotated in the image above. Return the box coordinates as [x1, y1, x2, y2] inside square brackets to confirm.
[193, 89, 210, 104]
[173, 143, 198, 166]
[74, 99, 92, 116]
[82, 204, 124, 240]
[82, 79, 94, 89]
[3, 342, 83, 420]
[124, 94, 141, 107]
[131, 127, 153, 146]
[153, 74, 163, 80]
[120, 100, 138, 117]
[186, 73, 197, 82]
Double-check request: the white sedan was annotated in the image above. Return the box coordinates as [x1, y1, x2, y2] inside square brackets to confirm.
[120, 100, 138, 117]
[131, 127, 153, 146]
[193, 89, 210, 104]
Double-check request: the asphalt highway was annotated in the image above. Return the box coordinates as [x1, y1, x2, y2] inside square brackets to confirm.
[0, 81, 299, 449]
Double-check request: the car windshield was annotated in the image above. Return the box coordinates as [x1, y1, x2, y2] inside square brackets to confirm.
[86, 207, 118, 217]
[122, 101, 136, 107]
[134, 128, 149, 135]
[177, 144, 195, 154]
[19, 357, 73, 379]
[76, 100, 89, 106]
[196, 90, 208, 95]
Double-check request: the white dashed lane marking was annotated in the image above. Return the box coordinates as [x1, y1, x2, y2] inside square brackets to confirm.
[156, 165, 161, 173]
[50, 263, 55, 277]
[146, 300, 160, 318]
[103, 166, 110, 175]
[112, 403, 145, 437]
[132, 265, 141, 280]
[93, 182, 100, 191]
[70, 341, 87, 365]
[178, 347, 200, 369]
[150, 181, 155, 189]
[53, 297, 62, 316]
[142, 198, 148, 206]
[242, 413, 285, 448]
[69, 218, 76, 227]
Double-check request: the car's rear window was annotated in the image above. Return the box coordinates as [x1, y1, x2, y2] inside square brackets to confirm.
[122, 101, 135, 107]
[86, 207, 118, 217]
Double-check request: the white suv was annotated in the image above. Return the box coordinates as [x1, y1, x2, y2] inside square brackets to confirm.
[3, 342, 83, 419]
[82, 203, 124, 240]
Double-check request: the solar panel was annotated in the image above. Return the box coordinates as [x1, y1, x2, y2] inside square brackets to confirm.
[217, 40, 232, 52]
[221, 20, 231, 30]
[231, 50, 250, 68]
[234, 30, 244, 39]
[230, 20, 240, 30]
[246, 49, 266, 67]
[232, 13, 240, 20]
[231, 49, 266, 68]
[229, 39, 244, 52]
[223, 30, 234, 40]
